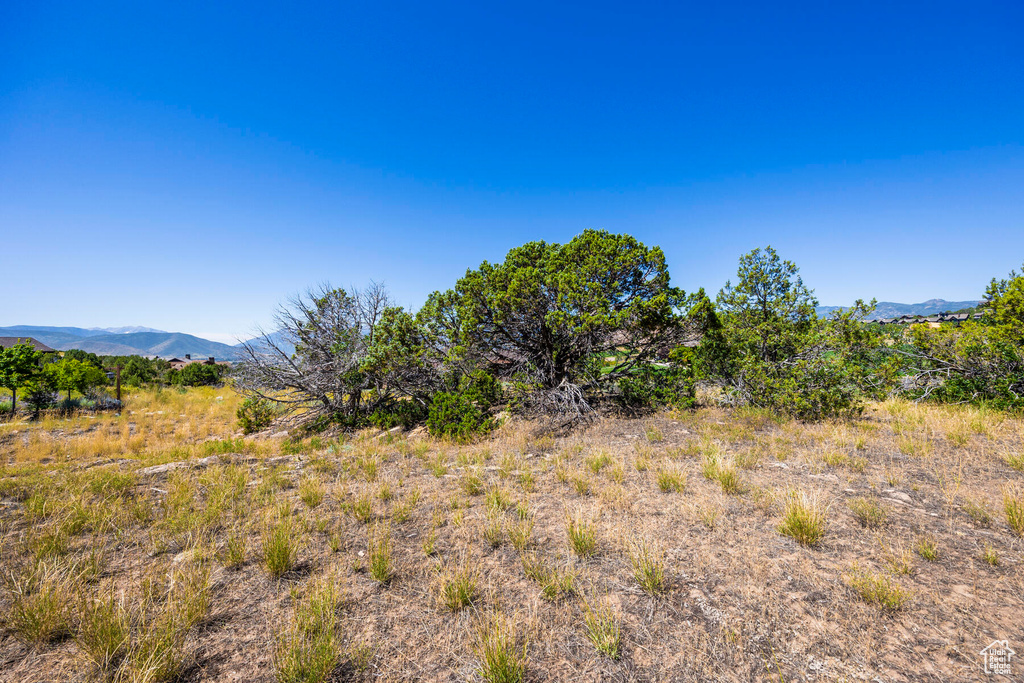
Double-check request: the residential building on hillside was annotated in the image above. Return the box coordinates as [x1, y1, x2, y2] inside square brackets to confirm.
[0, 337, 57, 353]
[166, 354, 230, 370]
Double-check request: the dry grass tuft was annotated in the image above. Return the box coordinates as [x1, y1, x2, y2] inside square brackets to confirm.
[1004, 485, 1024, 536]
[438, 554, 478, 611]
[263, 513, 300, 578]
[483, 509, 505, 548]
[367, 522, 394, 583]
[844, 566, 912, 611]
[274, 577, 340, 683]
[508, 515, 534, 552]
[520, 553, 577, 602]
[980, 542, 1000, 566]
[6, 561, 78, 644]
[915, 535, 939, 562]
[962, 498, 993, 528]
[849, 497, 887, 529]
[656, 466, 686, 493]
[581, 594, 621, 660]
[777, 489, 827, 546]
[628, 536, 666, 594]
[565, 509, 597, 558]
[476, 612, 526, 683]
[76, 591, 132, 673]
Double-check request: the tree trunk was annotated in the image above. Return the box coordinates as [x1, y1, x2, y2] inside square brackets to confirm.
[11, 387, 16, 414]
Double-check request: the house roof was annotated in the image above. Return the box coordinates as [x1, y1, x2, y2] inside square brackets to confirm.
[0, 337, 56, 353]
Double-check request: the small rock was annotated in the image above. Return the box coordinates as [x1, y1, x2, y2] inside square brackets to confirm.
[884, 490, 913, 504]
[172, 550, 195, 564]
[137, 454, 226, 476]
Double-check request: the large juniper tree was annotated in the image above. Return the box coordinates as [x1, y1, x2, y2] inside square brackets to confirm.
[425, 229, 690, 399]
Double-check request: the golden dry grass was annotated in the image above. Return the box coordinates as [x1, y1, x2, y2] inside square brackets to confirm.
[1, 391, 1023, 681]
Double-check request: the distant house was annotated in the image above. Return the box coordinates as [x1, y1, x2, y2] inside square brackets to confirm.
[166, 354, 228, 370]
[0, 337, 56, 353]
[872, 311, 981, 327]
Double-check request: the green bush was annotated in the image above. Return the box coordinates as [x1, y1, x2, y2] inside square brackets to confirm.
[426, 391, 494, 442]
[237, 397, 279, 434]
[617, 354, 695, 414]
[459, 370, 501, 409]
[738, 356, 864, 421]
[23, 383, 56, 417]
[368, 400, 429, 430]
[175, 363, 221, 387]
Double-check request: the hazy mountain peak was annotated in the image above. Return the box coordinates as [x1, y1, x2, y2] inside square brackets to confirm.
[0, 325, 240, 359]
[88, 326, 168, 334]
[816, 299, 981, 319]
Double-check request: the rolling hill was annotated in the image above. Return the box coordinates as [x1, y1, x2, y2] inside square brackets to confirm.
[0, 326, 243, 360]
[816, 299, 981, 319]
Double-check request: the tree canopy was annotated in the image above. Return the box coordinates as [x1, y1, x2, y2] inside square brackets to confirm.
[0, 342, 42, 412]
[700, 246, 874, 419]
[437, 229, 689, 390]
[43, 357, 108, 401]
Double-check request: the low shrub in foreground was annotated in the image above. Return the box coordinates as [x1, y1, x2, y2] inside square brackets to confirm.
[426, 391, 494, 442]
[237, 396, 279, 434]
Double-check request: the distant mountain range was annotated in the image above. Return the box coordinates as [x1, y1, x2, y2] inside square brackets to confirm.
[4, 303, 982, 358]
[0, 325, 243, 360]
[816, 299, 981, 319]
[237, 330, 296, 357]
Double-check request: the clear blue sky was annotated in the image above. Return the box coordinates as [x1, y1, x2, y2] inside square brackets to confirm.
[2, 1, 1022, 342]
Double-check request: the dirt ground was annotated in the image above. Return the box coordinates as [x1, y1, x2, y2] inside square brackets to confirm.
[1, 392, 1023, 682]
